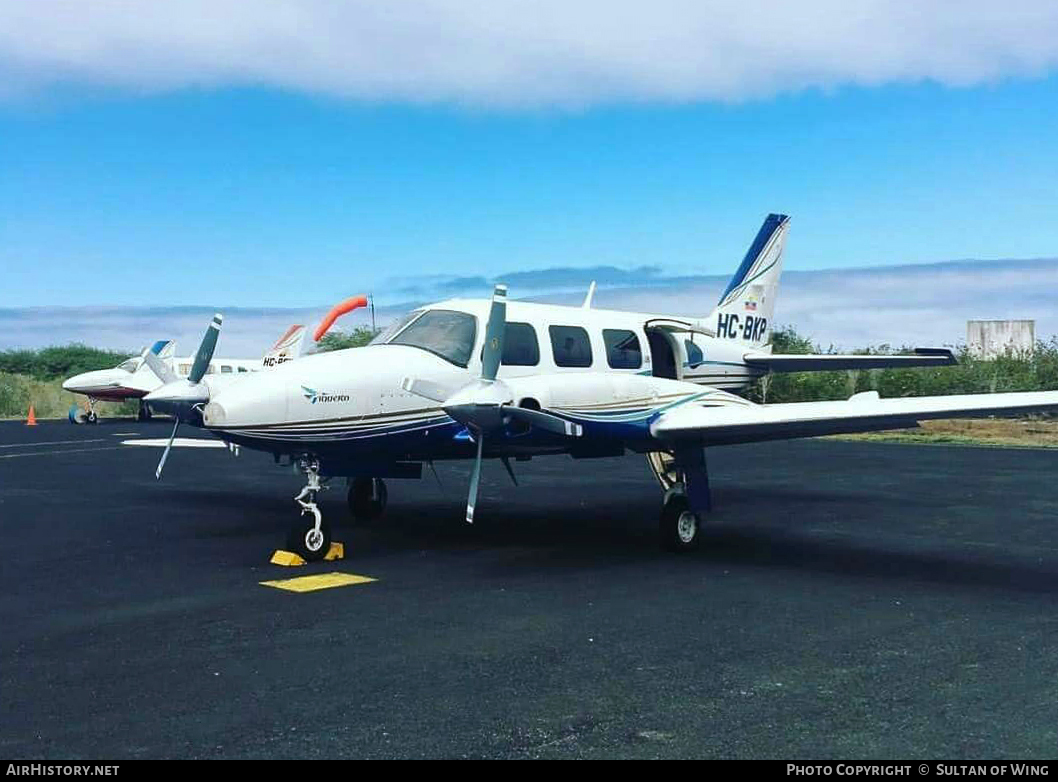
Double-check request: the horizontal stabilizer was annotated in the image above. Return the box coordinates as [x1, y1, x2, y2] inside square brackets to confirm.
[743, 348, 957, 372]
[652, 390, 1058, 446]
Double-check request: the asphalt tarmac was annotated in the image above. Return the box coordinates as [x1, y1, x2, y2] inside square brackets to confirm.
[2, 419, 1057, 759]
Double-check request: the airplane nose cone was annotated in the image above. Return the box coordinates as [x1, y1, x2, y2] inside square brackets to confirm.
[62, 373, 89, 392]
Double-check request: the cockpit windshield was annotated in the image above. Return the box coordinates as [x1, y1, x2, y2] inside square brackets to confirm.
[369, 311, 422, 347]
[117, 358, 141, 373]
[377, 309, 478, 367]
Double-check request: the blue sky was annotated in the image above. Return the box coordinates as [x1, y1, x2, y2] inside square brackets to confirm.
[3, 77, 1057, 309]
[1, 2, 1057, 312]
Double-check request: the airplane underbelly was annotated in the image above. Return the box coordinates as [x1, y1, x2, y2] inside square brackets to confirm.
[75, 386, 146, 400]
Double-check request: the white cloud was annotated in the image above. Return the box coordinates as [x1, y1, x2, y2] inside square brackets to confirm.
[1, 1, 1058, 105]
[4, 259, 1058, 355]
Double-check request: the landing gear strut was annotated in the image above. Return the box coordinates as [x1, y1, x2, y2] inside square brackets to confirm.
[650, 446, 711, 552]
[288, 457, 331, 561]
[137, 400, 153, 422]
[348, 477, 388, 524]
[78, 398, 99, 424]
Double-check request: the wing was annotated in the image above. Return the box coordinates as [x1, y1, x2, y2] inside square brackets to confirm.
[651, 390, 1058, 446]
[742, 348, 956, 372]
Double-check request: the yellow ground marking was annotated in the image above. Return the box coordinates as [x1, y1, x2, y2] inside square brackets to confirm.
[260, 572, 377, 593]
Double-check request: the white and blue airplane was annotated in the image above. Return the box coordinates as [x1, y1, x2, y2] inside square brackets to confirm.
[142, 214, 1058, 560]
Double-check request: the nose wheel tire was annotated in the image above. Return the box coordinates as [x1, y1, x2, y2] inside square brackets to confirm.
[287, 518, 332, 562]
[348, 478, 388, 524]
[659, 492, 701, 552]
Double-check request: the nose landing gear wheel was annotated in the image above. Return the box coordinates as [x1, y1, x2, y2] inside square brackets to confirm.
[348, 477, 388, 524]
[659, 492, 701, 552]
[287, 519, 332, 562]
[290, 457, 330, 561]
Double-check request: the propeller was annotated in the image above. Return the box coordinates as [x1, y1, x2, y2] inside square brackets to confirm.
[404, 285, 582, 523]
[145, 313, 223, 479]
[457, 284, 507, 522]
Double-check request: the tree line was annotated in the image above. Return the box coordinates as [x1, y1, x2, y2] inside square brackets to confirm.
[743, 327, 1058, 404]
[4, 327, 1058, 418]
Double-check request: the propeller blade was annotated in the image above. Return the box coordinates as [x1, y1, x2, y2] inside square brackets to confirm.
[155, 418, 180, 480]
[189, 313, 223, 384]
[504, 406, 583, 437]
[480, 284, 507, 382]
[143, 351, 178, 385]
[401, 377, 454, 403]
[465, 432, 484, 524]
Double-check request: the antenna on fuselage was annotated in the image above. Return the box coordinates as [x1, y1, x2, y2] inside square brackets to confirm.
[582, 280, 597, 309]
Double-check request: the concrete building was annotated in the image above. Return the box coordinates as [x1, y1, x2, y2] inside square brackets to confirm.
[967, 320, 1035, 359]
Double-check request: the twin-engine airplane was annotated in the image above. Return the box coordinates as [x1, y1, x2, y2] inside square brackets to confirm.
[143, 214, 1058, 560]
[62, 325, 306, 422]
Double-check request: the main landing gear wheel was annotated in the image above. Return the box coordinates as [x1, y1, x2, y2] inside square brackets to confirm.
[86, 410, 98, 424]
[348, 478, 387, 524]
[659, 492, 701, 552]
[290, 457, 331, 562]
[137, 401, 153, 422]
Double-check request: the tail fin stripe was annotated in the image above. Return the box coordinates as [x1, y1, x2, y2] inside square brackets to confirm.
[718, 213, 788, 305]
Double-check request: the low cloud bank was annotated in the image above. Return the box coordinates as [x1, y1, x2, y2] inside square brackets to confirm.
[2, 258, 1056, 357]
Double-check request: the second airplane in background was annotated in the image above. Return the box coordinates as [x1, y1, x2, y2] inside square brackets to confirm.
[62, 325, 307, 423]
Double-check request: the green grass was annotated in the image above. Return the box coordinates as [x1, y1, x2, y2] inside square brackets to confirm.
[0, 372, 136, 420]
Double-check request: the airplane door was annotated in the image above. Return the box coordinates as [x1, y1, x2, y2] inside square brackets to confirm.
[646, 328, 680, 380]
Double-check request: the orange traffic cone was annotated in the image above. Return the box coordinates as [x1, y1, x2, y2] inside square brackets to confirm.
[26, 405, 38, 426]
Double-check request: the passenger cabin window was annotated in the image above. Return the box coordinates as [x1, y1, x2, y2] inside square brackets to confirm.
[205, 365, 216, 375]
[178, 364, 190, 376]
[603, 329, 642, 369]
[684, 340, 704, 368]
[238, 366, 248, 373]
[549, 325, 593, 368]
[502, 322, 540, 366]
[221, 365, 233, 374]
[388, 309, 478, 367]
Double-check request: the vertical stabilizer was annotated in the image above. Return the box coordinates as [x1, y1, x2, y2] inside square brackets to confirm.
[264, 325, 306, 368]
[708, 213, 790, 348]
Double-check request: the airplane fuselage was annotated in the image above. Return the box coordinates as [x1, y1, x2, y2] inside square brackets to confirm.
[202, 298, 762, 472]
[63, 356, 270, 401]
